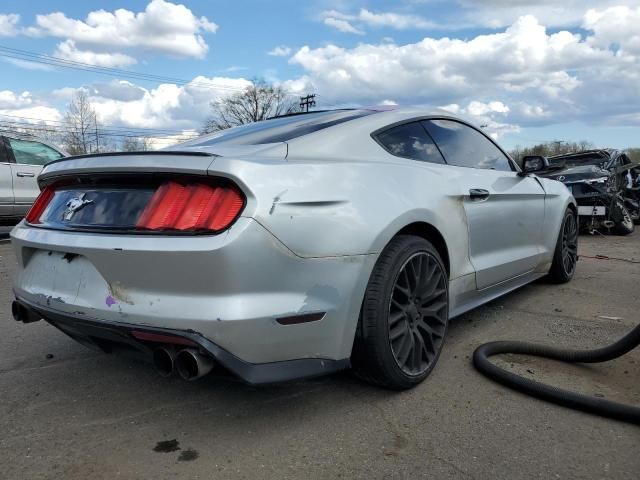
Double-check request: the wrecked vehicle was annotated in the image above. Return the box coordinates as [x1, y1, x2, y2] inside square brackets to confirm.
[538, 149, 639, 235]
[10, 108, 577, 390]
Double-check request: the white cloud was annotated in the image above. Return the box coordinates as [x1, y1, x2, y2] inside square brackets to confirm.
[2, 5, 638, 145]
[26, 0, 217, 61]
[357, 9, 436, 30]
[0, 90, 33, 109]
[584, 6, 640, 56]
[2, 57, 54, 71]
[0, 13, 19, 36]
[54, 39, 137, 67]
[456, 0, 639, 28]
[88, 76, 252, 130]
[89, 80, 147, 102]
[0, 76, 253, 142]
[321, 8, 437, 34]
[323, 17, 364, 35]
[291, 12, 640, 128]
[466, 101, 510, 116]
[0, 91, 63, 126]
[0, 106, 63, 124]
[268, 45, 292, 57]
[439, 101, 518, 138]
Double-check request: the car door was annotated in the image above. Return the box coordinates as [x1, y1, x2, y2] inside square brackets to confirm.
[422, 119, 546, 290]
[6, 137, 63, 216]
[0, 137, 14, 217]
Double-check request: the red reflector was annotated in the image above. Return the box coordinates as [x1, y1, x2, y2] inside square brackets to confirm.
[136, 181, 245, 233]
[25, 186, 55, 224]
[131, 330, 197, 346]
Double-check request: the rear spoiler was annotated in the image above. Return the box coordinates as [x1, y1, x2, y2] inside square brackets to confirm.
[39, 151, 219, 186]
[45, 150, 216, 168]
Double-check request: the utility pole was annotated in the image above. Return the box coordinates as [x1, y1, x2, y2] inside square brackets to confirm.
[551, 140, 564, 155]
[299, 94, 316, 113]
[95, 120, 100, 153]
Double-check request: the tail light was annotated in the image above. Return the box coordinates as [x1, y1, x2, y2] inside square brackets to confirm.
[136, 181, 245, 232]
[25, 186, 55, 224]
[25, 179, 245, 234]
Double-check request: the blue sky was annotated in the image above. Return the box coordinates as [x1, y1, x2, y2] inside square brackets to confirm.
[0, 0, 639, 149]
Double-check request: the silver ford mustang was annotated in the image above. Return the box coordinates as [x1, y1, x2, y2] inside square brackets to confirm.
[10, 108, 577, 389]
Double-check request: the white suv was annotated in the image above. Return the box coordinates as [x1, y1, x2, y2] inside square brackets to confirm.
[1, 133, 66, 221]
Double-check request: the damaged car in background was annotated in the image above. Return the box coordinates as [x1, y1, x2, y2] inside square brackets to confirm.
[537, 149, 640, 235]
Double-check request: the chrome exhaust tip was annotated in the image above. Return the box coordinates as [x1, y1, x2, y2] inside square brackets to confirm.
[175, 348, 214, 381]
[153, 347, 177, 377]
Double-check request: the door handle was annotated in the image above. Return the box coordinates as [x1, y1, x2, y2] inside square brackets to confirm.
[469, 188, 490, 201]
[16, 172, 35, 177]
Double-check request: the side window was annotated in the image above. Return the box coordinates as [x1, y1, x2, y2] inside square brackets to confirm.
[422, 120, 513, 171]
[375, 122, 446, 164]
[7, 138, 63, 166]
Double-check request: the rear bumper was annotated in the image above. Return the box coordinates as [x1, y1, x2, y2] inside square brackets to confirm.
[11, 218, 377, 365]
[14, 297, 349, 384]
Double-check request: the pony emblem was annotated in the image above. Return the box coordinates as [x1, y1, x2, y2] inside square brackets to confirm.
[63, 193, 93, 221]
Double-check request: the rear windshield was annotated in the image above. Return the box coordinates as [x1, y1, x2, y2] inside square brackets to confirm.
[182, 110, 376, 147]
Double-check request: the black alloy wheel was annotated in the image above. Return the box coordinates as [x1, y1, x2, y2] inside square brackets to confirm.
[388, 252, 447, 376]
[352, 235, 449, 389]
[548, 208, 578, 283]
[561, 211, 578, 277]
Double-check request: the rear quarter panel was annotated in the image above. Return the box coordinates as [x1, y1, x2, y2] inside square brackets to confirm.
[212, 153, 475, 282]
[536, 176, 576, 267]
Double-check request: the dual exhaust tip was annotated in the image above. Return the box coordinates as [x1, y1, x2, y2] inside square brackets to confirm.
[153, 347, 214, 381]
[12, 299, 214, 381]
[11, 300, 41, 324]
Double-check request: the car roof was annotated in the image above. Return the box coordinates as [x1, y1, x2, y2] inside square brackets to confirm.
[280, 106, 510, 163]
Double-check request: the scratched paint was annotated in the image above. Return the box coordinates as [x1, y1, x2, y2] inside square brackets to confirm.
[108, 281, 134, 305]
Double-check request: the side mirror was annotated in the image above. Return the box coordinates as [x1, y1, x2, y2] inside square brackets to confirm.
[519, 155, 549, 176]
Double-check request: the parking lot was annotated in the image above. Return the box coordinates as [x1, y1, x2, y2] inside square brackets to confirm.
[0, 232, 638, 479]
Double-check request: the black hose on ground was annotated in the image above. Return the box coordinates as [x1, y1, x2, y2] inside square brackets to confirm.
[473, 323, 640, 425]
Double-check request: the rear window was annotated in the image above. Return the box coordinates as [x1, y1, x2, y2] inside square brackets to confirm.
[182, 110, 376, 147]
[374, 122, 445, 164]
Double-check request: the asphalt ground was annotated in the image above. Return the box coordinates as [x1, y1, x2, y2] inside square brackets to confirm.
[0, 232, 638, 479]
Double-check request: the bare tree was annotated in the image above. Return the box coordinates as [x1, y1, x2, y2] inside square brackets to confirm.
[62, 90, 99, 155]
[121, 136, 152, 152]
[201, 78, 298, 134]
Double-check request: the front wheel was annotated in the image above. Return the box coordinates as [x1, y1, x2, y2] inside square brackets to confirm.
[547, 208, 578, 283]
[612, 200, 634, 235]
[351, 235, 449, 390]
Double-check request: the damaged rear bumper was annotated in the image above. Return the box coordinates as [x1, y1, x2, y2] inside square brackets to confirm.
[13, 297, 350, 384]
[10, 218, 377, 367]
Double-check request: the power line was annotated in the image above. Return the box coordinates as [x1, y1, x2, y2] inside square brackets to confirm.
[0, 45, 303, 97]
[0, 120, 198, 141]
[0, 113, 196, 136]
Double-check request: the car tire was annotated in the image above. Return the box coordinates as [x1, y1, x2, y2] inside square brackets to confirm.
[351, 235, 449, 390]
[548, 208, 578, 284]
[612, 200, 634, 235]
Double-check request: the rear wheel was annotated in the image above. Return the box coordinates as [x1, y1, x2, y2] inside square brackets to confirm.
[352, 235, 449, 390]
[548, 208, 578, 283]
